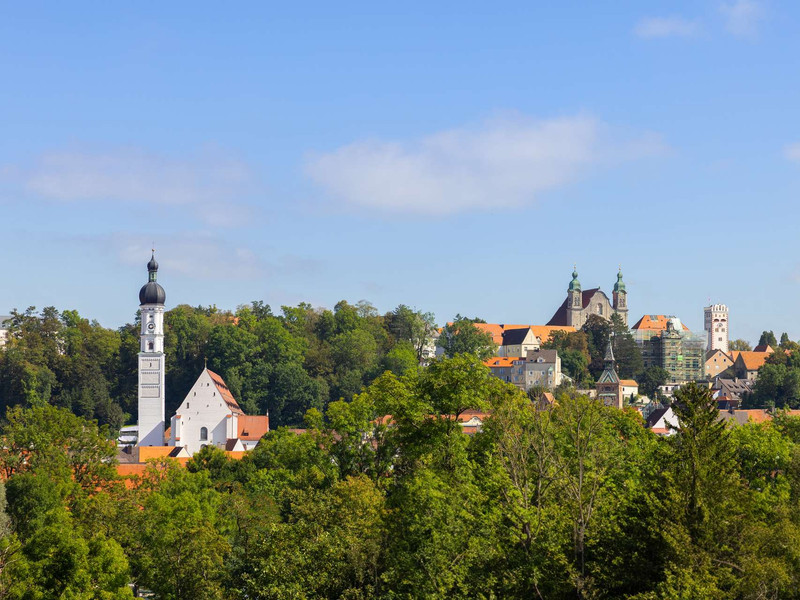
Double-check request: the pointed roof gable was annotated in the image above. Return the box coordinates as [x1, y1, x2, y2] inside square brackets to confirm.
[206, 368, 244, 415]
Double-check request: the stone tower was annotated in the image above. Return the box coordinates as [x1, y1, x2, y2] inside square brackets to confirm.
[566, 267, 582, 328]
[704, 303, 729, 353]
[137, 253, 167, 447]
[612, 268, 628, 326]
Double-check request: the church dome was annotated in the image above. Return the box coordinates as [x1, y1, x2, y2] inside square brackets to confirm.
[568, 267, 581, 292]
[139, 281, 166, 305]
[613, 269, 626, 293]
[139, 253, 166, 305]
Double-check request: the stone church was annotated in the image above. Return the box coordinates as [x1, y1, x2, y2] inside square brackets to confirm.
[546, 268, 628, 329]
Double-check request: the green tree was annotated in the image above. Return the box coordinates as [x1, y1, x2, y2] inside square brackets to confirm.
[437, 316, 497, 360]
[728, 339, 752, 351]
[639, 366, 670, 400]
[758, 330, 778, 349]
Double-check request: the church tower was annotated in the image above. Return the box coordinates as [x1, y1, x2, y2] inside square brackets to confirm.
[566, 267, 582, 328]
[137, 253, 167, 446]
[596, 338, 623, 409]
[612, 268, 628, 326]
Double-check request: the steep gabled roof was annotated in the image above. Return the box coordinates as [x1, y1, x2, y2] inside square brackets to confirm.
[502, 327, 533, 346]
[206, 368, 244, 415]
[735, 351, 773, 372]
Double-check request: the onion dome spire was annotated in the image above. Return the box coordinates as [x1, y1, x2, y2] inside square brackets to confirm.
[613, 267, 626, 294]
[568, 265, 581, 292]
[139, 251, 166, 305]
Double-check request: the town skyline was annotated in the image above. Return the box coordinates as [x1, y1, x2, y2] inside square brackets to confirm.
[2, 1, 798, 341]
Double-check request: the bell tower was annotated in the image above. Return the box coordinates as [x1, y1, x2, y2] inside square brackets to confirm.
[612, 268, 628, 326]
[566, 266, 582, 328]
[137, 253, 167, 447]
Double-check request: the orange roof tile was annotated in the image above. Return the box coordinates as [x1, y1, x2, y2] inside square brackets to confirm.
[207, 369, 244, 415]
[631, 315, 690, 331]
[619, 379, 639, 387]
[529, 325, 576, 343]
[736, 351, 773, 371]
[483, 356, 521, 368]
[734, 409, 772, 424]
[237, 415, 270, 441]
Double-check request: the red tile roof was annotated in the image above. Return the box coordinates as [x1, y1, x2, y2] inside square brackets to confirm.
[207, 368, 244, 415]
[736, 350, 773, 371]
[483, 356, 521, 368]
[631, 315, 690, 331]
[237, 415, 270, 441]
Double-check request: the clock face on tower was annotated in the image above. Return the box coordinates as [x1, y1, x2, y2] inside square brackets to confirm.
[147, 323, 155, 331]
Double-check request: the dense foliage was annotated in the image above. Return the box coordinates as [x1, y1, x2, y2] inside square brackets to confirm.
[5, 359, 800, 599]
[0, 302, 437, 430]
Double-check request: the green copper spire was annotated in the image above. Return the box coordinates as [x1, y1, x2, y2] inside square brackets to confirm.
[613, 267, 625, 293]
[568, 265, 581, 292]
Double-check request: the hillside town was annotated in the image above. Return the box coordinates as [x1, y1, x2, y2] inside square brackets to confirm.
[63, 257, 787, 475]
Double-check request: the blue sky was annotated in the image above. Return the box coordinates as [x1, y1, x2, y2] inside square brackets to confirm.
[0, 1, 798, 343]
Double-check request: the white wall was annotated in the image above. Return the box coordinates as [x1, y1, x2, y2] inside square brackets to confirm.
[169, 369, 237, 455]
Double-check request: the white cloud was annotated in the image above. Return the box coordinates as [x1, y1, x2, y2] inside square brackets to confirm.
[4, 146, 257, 225]
[76, 232, 321, 282]
[634, 16, 700, 39]
[783, 143, 800, 163]
[720, 0, 764, 38]
[305, 114, 666, 216]
[113, 234, 268, 280]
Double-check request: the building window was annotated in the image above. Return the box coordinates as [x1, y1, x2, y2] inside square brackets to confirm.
[148, 342, 154, 351]
[200, 427, 208, 441]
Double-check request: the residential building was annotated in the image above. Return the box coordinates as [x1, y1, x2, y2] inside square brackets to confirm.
[620, 379, 639, 401]
[705, 348, 734, 378]
[546, 267, 628, 328]
[484, 349, 563, 391]
[711, 377, 754, 407]
[467, 323, 575, 356]
[704, 303, 729, 353]
[631, 315, 705, 383]
[734, 347, 774, 380]
[646, 407, 678, 436]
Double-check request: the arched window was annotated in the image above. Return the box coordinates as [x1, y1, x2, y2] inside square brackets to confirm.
[200, 427, 208, 441]
[148, 342, 154, 351]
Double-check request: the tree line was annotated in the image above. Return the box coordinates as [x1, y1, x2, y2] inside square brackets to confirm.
[3, 360, 800, 598]
[0, 302, 437, 431]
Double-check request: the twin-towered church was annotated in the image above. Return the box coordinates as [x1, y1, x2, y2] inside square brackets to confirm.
[136, 255, 269, 455]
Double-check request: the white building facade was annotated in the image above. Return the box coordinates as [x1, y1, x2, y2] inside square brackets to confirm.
[169, 367, 269, 455]
[704, 303, 729, 353]
[137, 255, 167, 447]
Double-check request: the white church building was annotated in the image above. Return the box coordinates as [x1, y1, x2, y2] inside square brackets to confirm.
[133, 254, 269, 455]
